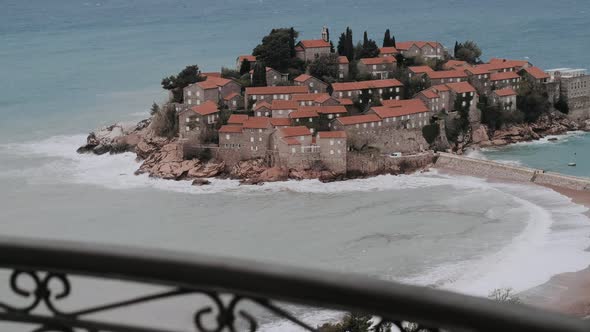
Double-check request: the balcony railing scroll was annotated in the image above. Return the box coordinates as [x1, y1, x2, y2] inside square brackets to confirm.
[0, 236, 588, 332]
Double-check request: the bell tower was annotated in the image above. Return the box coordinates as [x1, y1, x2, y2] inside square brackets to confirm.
[321, 26, 329, 42]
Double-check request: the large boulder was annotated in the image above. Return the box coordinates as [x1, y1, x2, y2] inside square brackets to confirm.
[77, 119, 151, 155]
[471, 125, 490, 144]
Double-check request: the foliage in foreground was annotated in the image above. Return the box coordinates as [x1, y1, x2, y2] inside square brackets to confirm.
[488, 288, 522, 304]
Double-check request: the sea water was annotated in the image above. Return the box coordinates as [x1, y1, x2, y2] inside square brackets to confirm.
[2, 0, 590, 330]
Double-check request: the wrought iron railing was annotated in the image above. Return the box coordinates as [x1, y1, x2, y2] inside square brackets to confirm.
[0, 236, 588, 332]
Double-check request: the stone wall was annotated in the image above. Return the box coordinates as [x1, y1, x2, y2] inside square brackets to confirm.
[435, 152, 590, 191]
[347, 152, 435, 175]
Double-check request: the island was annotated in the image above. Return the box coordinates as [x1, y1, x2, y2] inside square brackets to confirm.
[78, 26, 590, 185]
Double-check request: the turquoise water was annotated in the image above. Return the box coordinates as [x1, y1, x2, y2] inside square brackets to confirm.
[480, 132, 590, 177]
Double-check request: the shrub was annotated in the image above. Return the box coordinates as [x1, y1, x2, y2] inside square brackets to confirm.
[151, 104, 178, 138]
[489, 288, 521, 304]
[317, 313, 373, 332]
[422, 122, 440, 144]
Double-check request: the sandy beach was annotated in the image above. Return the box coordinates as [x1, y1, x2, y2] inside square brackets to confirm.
[519, 185, 590, 318]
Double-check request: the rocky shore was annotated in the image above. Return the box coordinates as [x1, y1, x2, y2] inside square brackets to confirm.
[77, 119, 429, 185]
[467, 112, 590, 150]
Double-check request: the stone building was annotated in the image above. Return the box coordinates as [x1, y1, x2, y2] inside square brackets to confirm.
[253, 101, 272, 117]
[223, 92, 243, 111]
[559, 74, 590, 112]
[178, 101, 220, 142]
[491, 88, 517, 111]
[317, 131, 347, 174]
[250, 67, 289, 86]
[443, 60, 468, 70]
[183, 75, 241, 106]
[331, 79, 404, 101]
[490, 71, 521, 90]
[519, 66, 550, 85]
[271, 100, 299, 118]
[218, 117, 273, 159]
[293, 74, 329, 94]
[292, 93, 340, 107]
[289, 108, 320, 133]
[331, 114, 382, 134]
[408, 66, 434, 80]
[357, 57, 397, 79]
[379, 47, 399, 58]
[426, 70, 468, 85]
[295, 39, 332, 62]
[271, 126, 318, 169]
[395, 41, 446, 59]
[371, 99, 431, 129]
[245, 86, 309, 109]
[465, 66, 492, 95]
[227, 114, 249, 126]
[416, 82, 478, 115]
[337, 56, 350, 79]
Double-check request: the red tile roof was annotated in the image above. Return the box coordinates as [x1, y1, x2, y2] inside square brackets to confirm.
[270, 118, 292, 127]
[282, 137, 303, 145]
[490, 71, 521, 81]
[246, 86, 309, 95]
[465, 66, 490, 75]
[336, 114, 381, 125]
[446, 82, 476, 94]
[271, 100, 299, 109]
[294, 74, 326, 84]
[371, 105, 428, 118]
[443, 60, 468, 69]
[493, 88, 517, 97]
[337, 56, 350, 64]
[298, 39, 331, 48]
[299, 106, 347, 114]
[489, 58, 530, 67]
[219, 125, 243, 133]
[223, 92, 240, 101]
[238, 55, 257, 62]
[253, 101, 272, 111]
[292, 93, 331, 103]
[381, 99, 428, 111]
[379, 47, 399, 55]
[195, 80, 219, 90]
[289, 109, 319, 119]
[522, 66, 549, 80]
[430, 84, 451, 92]
[360, 57, 396, 65]
[419, 89, 440, 99]
[191, 101, 220, 116]
[279, 126, 312, 137]
[409, 66, 434, 74]
[317, 131, 347, 139]
[243, 117, 272, 129]
[331, 79, 403, 91]
[227, 114, 249, 125]
[336, 98, 353, 105]
[426, 70, 468, 79]
[202, 72, 222, 77]
[396, 41, 442, 51]
[314, 94, 332, 103]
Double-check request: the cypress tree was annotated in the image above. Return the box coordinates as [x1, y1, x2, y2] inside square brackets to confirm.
[252, 62, 267, 87]
[383, 29, 392, 47]
[289, 27, 296, 58]
[326, 27, 330, 42]
[391, 33, 396, 48]
[330, 41, 335, 53]
[345, 27, 354, 61]
[239, 60, 251, 75]
[337, 32, 346, 56]
[454, 41, 460, 58]
[363, 31, 369, 47]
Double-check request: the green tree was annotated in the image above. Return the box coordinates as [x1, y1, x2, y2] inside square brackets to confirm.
[239, 60, 251, 75]
[517, 88, 550, 122]
[317, 313, 373, 332]
[308, 54, 339, 81]
[221, 67, 241, 79]
[253, 28, 299, 71]
[479, 95, 503, 131]
[383, 29, 395, 47]
[151, 103, 178, 138]
[149, 102, 160, 116]
[356, 33, 379, 59]
[422, 121, 440, 145]
[337, 27, 355, 61]
[161, 65, 204, 103]
[453, 93, 474, 133]
[337, 32, 347, 56]
[454, 41, 482, 64]
[251, 62, 267, 87]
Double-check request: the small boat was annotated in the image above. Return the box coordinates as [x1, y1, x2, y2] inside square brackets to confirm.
[568, 162, 577, 167]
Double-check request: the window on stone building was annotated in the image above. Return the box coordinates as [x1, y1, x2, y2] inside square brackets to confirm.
[308, 118, 313, 122]
[225, 134, 230, 140]
[250, 137, 254, 142]
[291, 148, 296, 153]
[188, 100, 192, 105]
[185, 126, 190, 132]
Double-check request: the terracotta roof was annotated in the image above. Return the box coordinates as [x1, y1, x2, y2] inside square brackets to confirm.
[381, 99, 428, 111]
[490, 71, 521, 81]
[419, 89, 440, 99]
[292, 93, 330, 102]
[493, 88, 517, 97]
[246, 86, 309, 95]
[253, 101, 272, 111]
[289, 109, 319, 119]
[238, 55, 257, 62]
[195, 75, 237, 90]
[219, 125, 243, 133]
[396, 41, 442, 51]
[446, 82, 476, 94]
[522, 66, 549, 80]
[279, 126, 312, 137]
[443, 60, 467, 69]
[360, 57, 396, 65]
[318, 131, 347, 139]
[336, 98, 353, 105]
[314, 94, 332, 103]
[337, 56, 350, 64]
[298, 39, 331, 48]
[371, 104, 428, 118]
[271, 100, 299, 109]
[331, 79, 403, 91]
[294, 74, 312, 82]
[227, 114, 249, 125]
[299, 106, 347, 114]
[336, 114, 381, 125]
[243, 117, 272, 129]
[270, 118, 292, 127]
[195, 80, 219, 90]
[426, 70, 468, 79]
[223, 92, 240, 101]
[430, 84, 451, 92]
[191, 101, 219, 116]
[282, 137, 302, 145]
[202, 72, 222, 77]
[379, 47, 399, 55]
[465, 66, 490, 75]
[249, 67, 282, 75]
[409, 66, 434, 74]
[489, 58, 530, 67]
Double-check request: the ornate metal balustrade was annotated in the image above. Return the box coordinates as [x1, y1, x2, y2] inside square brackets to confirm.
[0, 236, 588, 332]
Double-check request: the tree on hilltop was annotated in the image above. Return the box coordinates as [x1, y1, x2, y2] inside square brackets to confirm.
[251, 62, 267, 87]
[308, 54, 339, 81]
[161, 65, 204, 103]
[253, 28, 299, 71]
[454, 40, 482, 64]
[383, 29, 396, 47]
[356, 31, 379, 59]
[337, 27, 355, 61]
